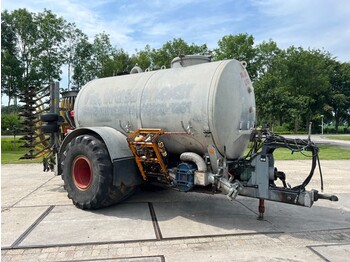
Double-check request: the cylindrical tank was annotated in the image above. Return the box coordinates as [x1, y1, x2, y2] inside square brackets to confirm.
[74, 57, 256, 159]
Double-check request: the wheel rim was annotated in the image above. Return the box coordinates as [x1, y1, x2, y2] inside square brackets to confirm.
[72, 156, 93, 190]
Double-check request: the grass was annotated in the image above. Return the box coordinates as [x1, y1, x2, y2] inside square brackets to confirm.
[244, 143, 350, 160]
[325, 135, 350, 141]
[1, 137, 43, 164]
[2, 137, 350, 164]
[272, 145, 350, 160]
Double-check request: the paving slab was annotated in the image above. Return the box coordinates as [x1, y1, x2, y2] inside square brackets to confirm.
[65, 256, 165, 262]
[1, 206, 49, 247]
[126, 186, 222, 203]
[1, 164, 54, 207]
[284, 134, 350, 148]
[2, 161, 350, 261]
[309, 244, 350, 261]
[236, 160, 350, 233]
[19, 203, 156, 247]
[237, 195, 350, 233]
[274, 160, 350, 194]
[14, 176, 72, 207]
[154, 199, 277, 238]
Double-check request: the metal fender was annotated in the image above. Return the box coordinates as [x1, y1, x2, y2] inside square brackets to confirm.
[58, 127, 141, 187]
[59, 127, 132, 160]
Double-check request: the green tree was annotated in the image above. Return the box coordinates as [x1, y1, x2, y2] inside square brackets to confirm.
[255, 40, 282, 78]
[109, 48, 132, 75]
[254, 45, 334, 133]
[1, 9, 68, 95]
[131, 45, 153, 70]
[326, 61, 350, 132]
[91, 32, 115, 78]
[214, 34, 257, 80]
[1, 105, 19, 114]
[282, 47, 332, 131]
[1, 9, 35, 106]
[150, 38, 208, 69]
[72, 33, 119, 88]
[253, 42, 291, 129]
[63, 23, 86, 89]
[9, 9, 38, 87]
[1, 113, 22, 134]
[1, 11, 23, 108]
[72, 37, 94, 89]
[254, 56, 294, 129]
[34, 9, 67, 86]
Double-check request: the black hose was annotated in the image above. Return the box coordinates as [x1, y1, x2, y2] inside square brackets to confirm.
[292, 145, 318, 190]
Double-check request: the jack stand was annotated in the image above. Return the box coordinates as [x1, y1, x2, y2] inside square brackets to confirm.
[258, 198, 265, 220]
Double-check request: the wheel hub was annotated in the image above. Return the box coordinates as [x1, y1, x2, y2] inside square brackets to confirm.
[72, 156, 92, 190]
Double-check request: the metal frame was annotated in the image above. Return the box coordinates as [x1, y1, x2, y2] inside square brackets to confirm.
[127, 129, 169, 182]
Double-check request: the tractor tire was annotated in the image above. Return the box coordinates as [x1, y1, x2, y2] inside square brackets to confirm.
[61, 134, 135, 209]
[40, 113, 59, 122]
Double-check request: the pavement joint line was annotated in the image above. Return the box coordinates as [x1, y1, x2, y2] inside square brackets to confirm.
[235, 199, 276, 227]
[9, 201, 151, 209]
[157, 230, 286, 241]
[291, 227, 350, 234]
[10, 205, 55, 249]
[11, 175, 56, 208]
[2, 231, 286, 251]
[307, 242, 350, 248]
[235, 199, 259, 216]
[2, 238, 158, 250]
[148, 202, 163, 240]
[56, 255, 166, 262]
[306, 245, 331, 262]
[4, 204, 71, 209]
[305, 241, 350, 261]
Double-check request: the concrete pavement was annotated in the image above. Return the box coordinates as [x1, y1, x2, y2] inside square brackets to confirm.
[1, 161, 350, 261]
[284, 134, 350, 148]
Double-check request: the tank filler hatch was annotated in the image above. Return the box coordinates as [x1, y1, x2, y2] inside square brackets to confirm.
[171, 55, 211, 68]
[127, 129, 170, 183]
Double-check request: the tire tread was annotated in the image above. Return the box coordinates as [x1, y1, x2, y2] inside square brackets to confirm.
[61, 134, 135, 209]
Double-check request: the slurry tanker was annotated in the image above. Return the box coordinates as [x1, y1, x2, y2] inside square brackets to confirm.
[39, 55, 337, 218]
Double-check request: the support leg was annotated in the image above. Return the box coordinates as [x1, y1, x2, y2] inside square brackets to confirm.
[258, 198, 265, 220]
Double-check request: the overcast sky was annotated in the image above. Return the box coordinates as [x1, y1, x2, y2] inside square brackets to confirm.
[1, 0, 349, 105]
[2, 0, 349, 61]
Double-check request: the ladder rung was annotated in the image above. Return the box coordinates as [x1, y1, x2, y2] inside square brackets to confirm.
[128, 128, 169, 183]
[147, 172, 166, 175]
[130, 142, 154, 146]
[137, 158, 160, 162]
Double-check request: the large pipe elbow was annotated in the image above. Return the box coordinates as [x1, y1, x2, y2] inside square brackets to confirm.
[180, 152, 207, 172]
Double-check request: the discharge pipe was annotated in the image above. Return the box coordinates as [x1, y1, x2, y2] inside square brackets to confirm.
[180, 152, 207, 172]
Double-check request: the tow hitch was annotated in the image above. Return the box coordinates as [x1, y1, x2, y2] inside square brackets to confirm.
[210, 129, 338, 219]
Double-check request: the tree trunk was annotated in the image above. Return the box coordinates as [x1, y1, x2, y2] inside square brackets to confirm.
[335, 111, 339, 134]
[14, 96, 18, 113]
[294, 117, 298, 133]
[279, 114, 283, 126]
[68, 61, 71, 89]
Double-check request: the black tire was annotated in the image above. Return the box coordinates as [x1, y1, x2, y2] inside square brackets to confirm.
[40, 113, 59, 122]
[61, 134, 135, 209]
[41, 122, 59, 133]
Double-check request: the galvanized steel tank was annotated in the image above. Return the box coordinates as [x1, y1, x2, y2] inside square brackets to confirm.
[74, 56, 256, 159]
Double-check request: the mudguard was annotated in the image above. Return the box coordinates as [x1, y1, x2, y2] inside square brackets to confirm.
[58, 127, 141, 187]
